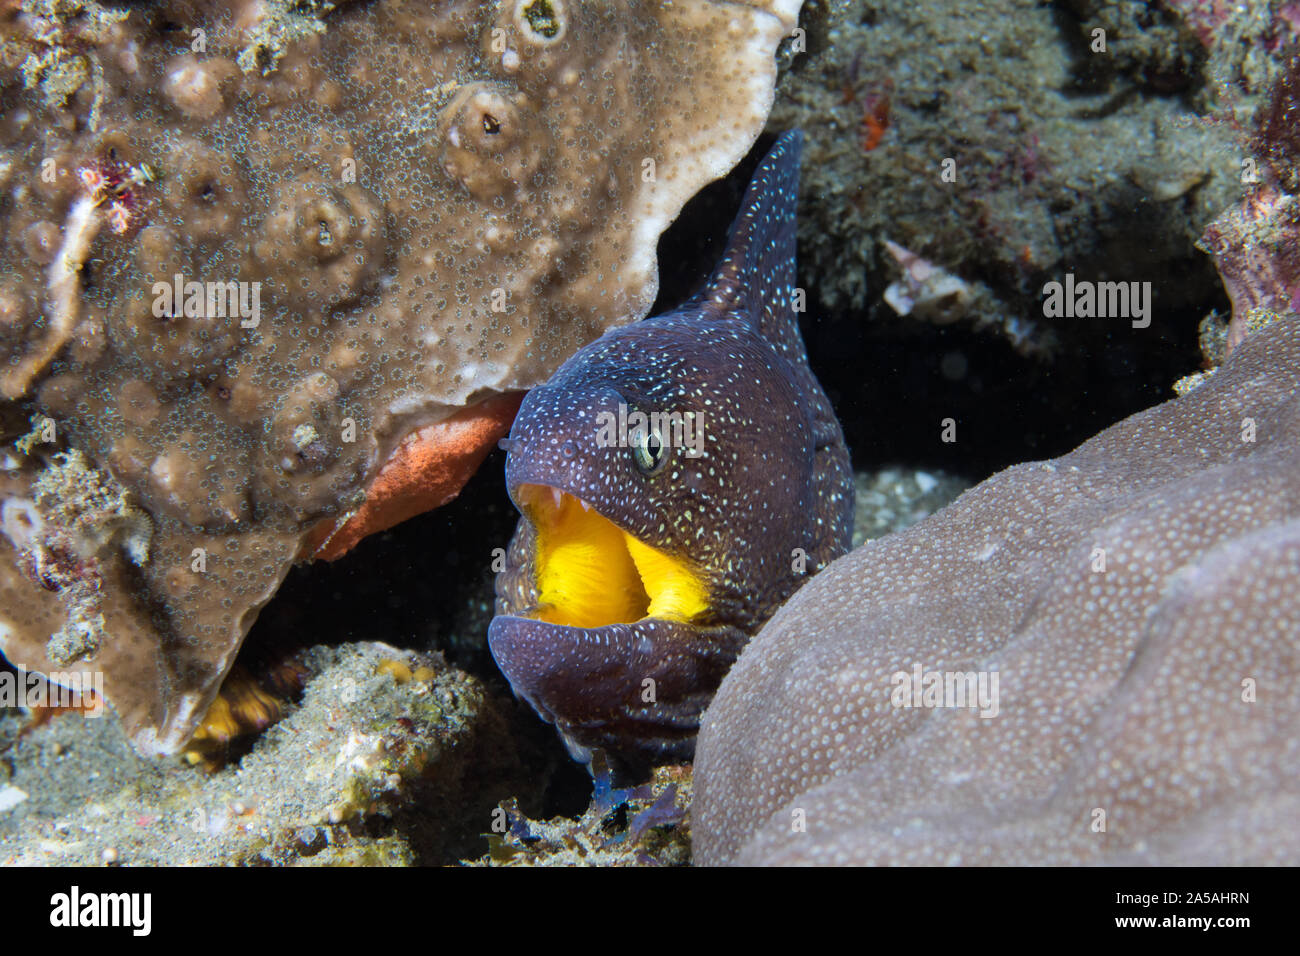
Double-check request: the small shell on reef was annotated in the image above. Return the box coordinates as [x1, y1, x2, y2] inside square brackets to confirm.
[881, 238, 973, 325]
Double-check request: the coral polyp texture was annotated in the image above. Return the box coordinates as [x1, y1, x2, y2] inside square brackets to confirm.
[694, 316, 1300, 866]
[0, 0, 802, 754]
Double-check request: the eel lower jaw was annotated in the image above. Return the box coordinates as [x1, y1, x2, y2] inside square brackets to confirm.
[487, 614, 748, 767]
[494, 483, 732, 766]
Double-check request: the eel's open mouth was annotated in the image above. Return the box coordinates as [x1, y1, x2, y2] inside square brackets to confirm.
[515, 483, 708, 628]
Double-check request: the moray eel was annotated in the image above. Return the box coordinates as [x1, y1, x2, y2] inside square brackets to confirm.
[489, 131, 853, 769]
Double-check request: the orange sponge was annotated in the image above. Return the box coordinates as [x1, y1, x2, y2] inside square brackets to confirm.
[305, 392, 523, 561]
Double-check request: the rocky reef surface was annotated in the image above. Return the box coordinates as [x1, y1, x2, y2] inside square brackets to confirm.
[1, 642, 532, 864]
[779, 0, 1262, 355]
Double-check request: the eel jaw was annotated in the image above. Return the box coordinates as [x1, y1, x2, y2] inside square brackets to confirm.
[488, 614, 747, 768]
[491, 483, 741, 767]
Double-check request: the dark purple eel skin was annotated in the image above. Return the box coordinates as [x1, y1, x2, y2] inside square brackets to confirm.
[489, 132, 853, 771]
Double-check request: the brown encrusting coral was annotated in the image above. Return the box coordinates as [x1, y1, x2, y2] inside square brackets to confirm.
[0, 0, 803, 754]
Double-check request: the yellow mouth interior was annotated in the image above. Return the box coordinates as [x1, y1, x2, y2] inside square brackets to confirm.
[520, 483, 709, 628]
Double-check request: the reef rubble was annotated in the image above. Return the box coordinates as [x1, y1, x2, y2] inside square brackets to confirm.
[0, 642, 530, 865]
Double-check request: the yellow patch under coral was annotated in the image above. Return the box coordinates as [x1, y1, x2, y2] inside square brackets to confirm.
[184, 668, 290, 767]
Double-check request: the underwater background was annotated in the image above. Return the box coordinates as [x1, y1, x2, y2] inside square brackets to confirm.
[1, 0, 1297, 865]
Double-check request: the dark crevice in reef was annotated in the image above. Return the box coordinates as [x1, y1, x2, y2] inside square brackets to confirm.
[237, 446, 591, 820]
[657, 134, 1220, 483]
[253, 447, 516, 673]
[808, 299, 1211, 481]
[1049, 0, 1207, 101]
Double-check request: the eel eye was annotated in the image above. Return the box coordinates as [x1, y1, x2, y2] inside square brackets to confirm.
[630, 424, 668, 475]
